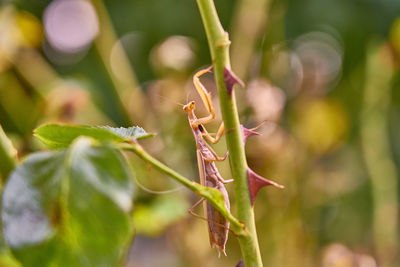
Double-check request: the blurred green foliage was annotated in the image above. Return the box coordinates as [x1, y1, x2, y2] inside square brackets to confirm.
[2, 138, 134, 266]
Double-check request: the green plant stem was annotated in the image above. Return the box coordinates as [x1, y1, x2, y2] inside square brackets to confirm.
[230, 0, 271, 79]
[0, 125, 18, 182]
[196, 0, 262, 266]
[119, 142, 246, 235]
[361, 43, 399, 266]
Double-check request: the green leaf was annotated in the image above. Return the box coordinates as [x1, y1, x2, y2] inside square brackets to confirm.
[34, 124, 155, 149]
[2, 137, 134, 267]
[100, 126, 154, 140]
[0, 251, 21, 267]
[0, 229, 21, 267]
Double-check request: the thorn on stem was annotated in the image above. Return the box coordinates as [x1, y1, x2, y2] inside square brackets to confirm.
[247, 168, 284, 206]
[240, 125, 261, 145]
[224, 67, 244, 97]
[235, 258, 244, 267]
[240, 125, 284, 205]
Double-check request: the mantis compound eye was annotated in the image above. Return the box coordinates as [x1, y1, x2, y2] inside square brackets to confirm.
[183, 101, 196, 112]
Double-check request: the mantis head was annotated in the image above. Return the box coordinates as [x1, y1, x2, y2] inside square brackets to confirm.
[183, 101, 195, 113]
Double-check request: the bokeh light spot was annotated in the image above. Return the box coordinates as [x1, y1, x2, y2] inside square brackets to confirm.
[44, 0, 99, 53]
[15, 11, 43, 48]
[246, 79, 286, 122]
[294, 31, 343, 95]
[151, 36, 195, 73]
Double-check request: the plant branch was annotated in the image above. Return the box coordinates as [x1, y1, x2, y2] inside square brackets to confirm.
[118, 142, 246, 235]
[196, 0, 263, 266]
[230, 0, 272, 79]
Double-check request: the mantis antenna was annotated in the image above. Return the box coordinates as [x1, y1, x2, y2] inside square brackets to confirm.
[151, 92, 185, 107]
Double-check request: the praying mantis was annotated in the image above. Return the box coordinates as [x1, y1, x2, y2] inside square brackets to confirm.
[183, 66, 232, 256]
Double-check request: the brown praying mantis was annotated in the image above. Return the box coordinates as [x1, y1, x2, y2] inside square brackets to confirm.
[183, 66, 232, 256]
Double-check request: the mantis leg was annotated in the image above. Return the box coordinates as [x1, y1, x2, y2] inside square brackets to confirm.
[201, 151, 232, 184]
[201, 123, 225, 144]
[189, 197, 205, 216]
[188, 198, 232, 231]
[218, 176, 234, 184]
[192, 66, 215, 126]
[202, 142, 228, 162]
[193, 67, 228, 145]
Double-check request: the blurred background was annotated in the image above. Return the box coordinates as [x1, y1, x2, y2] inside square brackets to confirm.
[1, 0, 400, 266]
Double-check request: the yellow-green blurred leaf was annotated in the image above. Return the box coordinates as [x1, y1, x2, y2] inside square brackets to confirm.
[292, 99, 348, 154]
[133, 195, 189, 236]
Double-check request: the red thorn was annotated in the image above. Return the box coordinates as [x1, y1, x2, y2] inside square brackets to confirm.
[240, 125, 260, 145]
[247, 168, 284, 206]
[224, 67, 244, 97]
[235, 259, 244, 267]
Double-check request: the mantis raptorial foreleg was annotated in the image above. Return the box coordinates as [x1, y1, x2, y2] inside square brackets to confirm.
[192, 66, 215, 125]
[201, 122, 225, 144]
[191, 67, 225, 144]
